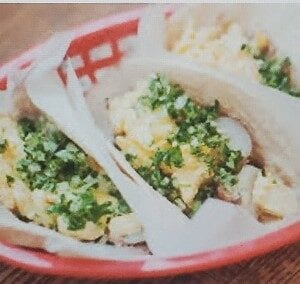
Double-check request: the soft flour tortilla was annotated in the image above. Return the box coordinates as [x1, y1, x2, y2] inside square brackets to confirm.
[0, 31, 193, 259]
[138, 4, 300, 87]
[87, 55, 300, 255]
[88, 56, 300, 187]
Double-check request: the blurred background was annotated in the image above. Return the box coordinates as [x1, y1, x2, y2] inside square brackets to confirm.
[0, 4, 143, 64]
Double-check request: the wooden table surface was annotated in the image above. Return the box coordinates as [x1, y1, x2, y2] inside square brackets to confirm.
[0, 4, 299, 283]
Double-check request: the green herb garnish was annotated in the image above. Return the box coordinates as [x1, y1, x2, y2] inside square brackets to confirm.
[152, 146, 183, 168]
[0, 138, 8, 154]
[241, 43, 300, 97]
[47, 193, 112, 231]
[16, 117, 130, 231]
[137, 166, 174, 197]
[124, 153, 137, 163]
[6, 175, 15, 187]
[259, 57, 300, 97]
[127, 75, 243, 213]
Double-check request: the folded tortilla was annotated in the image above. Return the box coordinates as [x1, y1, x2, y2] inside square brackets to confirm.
[137, 4, 300, 93]
[89, 56, 300, 187]
[0, 33, 153, 261]
[0, 32, 195, 259]
[87, 56, 300, 253]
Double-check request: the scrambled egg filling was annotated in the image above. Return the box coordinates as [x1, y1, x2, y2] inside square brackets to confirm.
[110, 75, 242, 216]
[0, 115, 142, 243]
[170, 21, 300, 98]
[109, 75, 299, 220]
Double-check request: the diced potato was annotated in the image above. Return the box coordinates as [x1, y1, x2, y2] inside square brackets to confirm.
[11, 180, 35, 219]
[109, 90, 140, 135]
[57, 217, 104, 241]
[0, 116, 25, 163]
[110, 82, 176, 152]
[235, 165, 260, 213]
[0, 158, 16, 210]
[0, 182, 15, 210]
[30, 189, 56, 227]
[108, 213, 144, 245]
[218, 165, 260, 213]
[171, 145, 211, 205]
[115, 136, 153, 168]
[150, 108, 176, 144]
[253, 172, 299, 219]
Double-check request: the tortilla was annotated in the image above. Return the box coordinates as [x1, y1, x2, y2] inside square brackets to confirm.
[0, 32, 156, 260]
[87, 55, 300, 255]
[0, 32, 197, 258]
[89, 56, 300, 186]
[137, 4, 300, 93]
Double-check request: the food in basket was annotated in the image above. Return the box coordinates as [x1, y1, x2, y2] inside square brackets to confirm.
[107, 72, 299, 221]
[0, 34, 150, 256]
[139, 4, 300, 98]
[170, 22, 300, 97]
[0, 100, 143, 245]
[0, 7, 299, 259]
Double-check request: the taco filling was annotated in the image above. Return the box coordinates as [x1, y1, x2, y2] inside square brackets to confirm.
[109, 74, 299, 220]
[0, 114, 143, 245]
[169, 21, 300, 97]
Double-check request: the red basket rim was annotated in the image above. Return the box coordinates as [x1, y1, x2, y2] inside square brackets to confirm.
[0, 6, 145, 77]
[0, 220, 299, 279]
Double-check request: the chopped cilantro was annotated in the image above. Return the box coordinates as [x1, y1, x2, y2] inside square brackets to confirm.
[152, 146, 183, 168]
[241, 43, 300, 98]
[137, 166, 174, 196]
[47, 193, 112, 231]
[240, 43, 247, 51]
[6, 175, 15, 187]
[123, 75, 244, 215]
[124, 153, 137, 163]
[132, 146, 184, 200]
[140, 74, 183, 111]
[258, 57, 300, 97]
[16, 117, 97, 192]
[16, 116, 130, 231]
[216, 167, 238, 188]
[0, 138, 7, 154]
[188, 185, 216, 217]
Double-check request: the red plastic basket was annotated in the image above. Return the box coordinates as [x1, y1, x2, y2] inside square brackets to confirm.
[0, 7, 143, 91]
[0, 7, 299, 279]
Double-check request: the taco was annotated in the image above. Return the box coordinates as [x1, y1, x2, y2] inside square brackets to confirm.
[0, 33, 195, 257]
[0, 94, 145, 246]
[139, 4, 300, 98]
[88, 57, 300, 223]
[0, 34, 152, 259]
